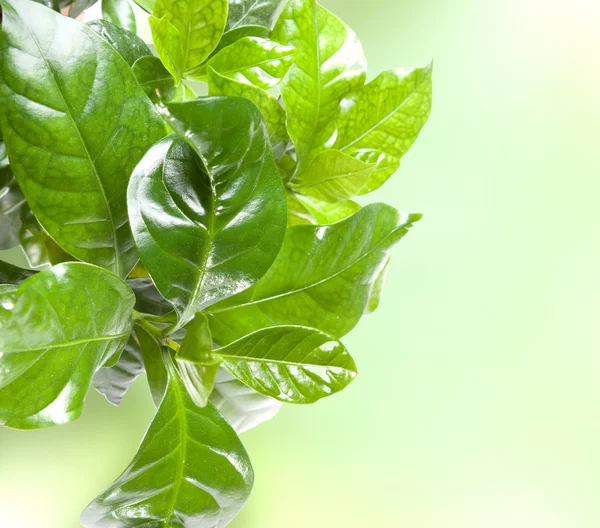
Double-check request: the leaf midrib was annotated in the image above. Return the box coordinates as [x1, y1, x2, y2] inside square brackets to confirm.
[6, 331, 130, 354]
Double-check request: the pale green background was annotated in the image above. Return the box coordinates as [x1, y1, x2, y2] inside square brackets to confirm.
[2, 0, 600, 526]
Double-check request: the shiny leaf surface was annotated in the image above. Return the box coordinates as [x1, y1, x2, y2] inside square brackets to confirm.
[207, 204, 421, 341]
[131, 98, 286, 331]
[0, 176, 25, 251]
[334, 65, 433, 192]
[272, 0, 366, 170]
[127, 277, 174, 317]
[132, 55, 192, 104]
[0, 263, 135, 429]
[81, 357, 254, 527]
[101, 0, 137, 34]
[295, 193, 362, 224]
[0, 0, 165, 278]
[220, 325, 357, 404]
[88, 19, 151, 66]
[154, 0, 228, 73]
[136, 323, 168, 407]
[225, 0, 284, 32]
[210, 369, 282, 434]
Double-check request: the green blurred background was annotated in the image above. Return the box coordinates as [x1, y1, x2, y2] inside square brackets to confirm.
[2, 0, 600, 526]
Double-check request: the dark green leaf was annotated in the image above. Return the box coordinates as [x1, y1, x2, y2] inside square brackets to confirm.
[154, 0, 229, 73]
[207, 204, 421, 341]
[131, 98, 287, 331]
[88, 19, 152, 66]
[211, 370, 282, 433]
[0, 0, 166, 278]
[272, 0, 366, 171]
[92, 334, 144, 405]
[129, 0, 152, 12]
[136, 323, 168, 407]
[81, 357, 254, 527]
[102, 0, 136, 33]
[30, 0, 60, 11]
[132, 55, 193, 104]
[0, 259, 35, 284]
[219, 326, 357, 404]
[0, 262, 135, 429]
[334, 65, 433, 193]
[127, 277, 174, 316]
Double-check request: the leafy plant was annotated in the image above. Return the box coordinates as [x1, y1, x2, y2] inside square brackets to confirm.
[0, 0, 432, 525]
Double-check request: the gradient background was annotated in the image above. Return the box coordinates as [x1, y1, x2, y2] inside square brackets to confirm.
[2, 0, 600, 526]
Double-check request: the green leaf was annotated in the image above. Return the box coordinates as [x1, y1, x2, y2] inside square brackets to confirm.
[0, 259, 35, 284]
[289, 149, 375, 203]
[154, 0, 229, 73]
[127, 277, 174, 316]
[70, 0, 98, 17]
[81, 358, 254, 527]
[219, 325, 357, 404]
[88, 19, 151, 66]
[131, 98, 287, 331]
[136, 323, 169, 407]
[207, 204, 421, 341]
[209, 25, 270, 59]
[0, 0, 166, 278]
[207, 36, 295, 89]
[132, 55, 192, 104]
[295, 193, 362, 224]
[286, 190, 316, 227]
[365, 255, 390, 314]
[92, 334, 144, 405]
[211, 370, 282, 433]
[207, 66, 289, 159]
[129, 0, 152, 12]
[0, 262, 135, 429]
[272, 0, 366, 170]
[101, 0, 137, 34]
[225, 0, 284, 32]
[149, 14, 185, 84]
[31, 0, 60, 11]
[0, 176, 26, 251]
[334, 65, 434, 192]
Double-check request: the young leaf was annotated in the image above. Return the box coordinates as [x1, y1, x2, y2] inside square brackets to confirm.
[81, 363, 254, 527]
[334, 65, 434, 192]
[289, 149, 376, 203]
[211, 370, 282, 434]
[0, 259, 35, 284]
[92, 334, 144, 406]
[207, 204, 421, 341]
[225, 0, 284, 32]
[153, 0, 229, 73]
[102, 0, 136, 33]
[88, 19, 151, 66]
[207, 66, 289, 159]
[149, 14, 185, 84]
[0, 0, 166, 278]
[0, 262, 135, 429]
[207, 37, 295, 89]
[272, 0, 367, 170]
[219, 326, 358, 404]
[131, 98, 287, 331]
[295, 193, 362, 224]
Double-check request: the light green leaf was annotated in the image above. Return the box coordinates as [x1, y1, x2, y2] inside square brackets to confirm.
[154, 0, 229, 73]
[334, 65, 433, 192]
[149, 14, 185, 84]
[81, 358, 254, 527]
[295, 193, 362, 224]
[225, 0, 284, 32]
[92, 334, 144, 405]
[88, 19, 151, 66]
[0, 0, 166, 278]
[207, 36, 295, 89]
[136, 323, 168, 407]
[219, 325, 357, 404]
[289, 149, 375, 203]
[365, 255, 390, 314]
[286, 190, 316, 227]
[130, 98, 287, 332]
[209, 25, 270, 59]
[207, 204, 421, 341]
[0, 262, 135, 429]
[101, 0, 137, 34]
[211, 369, 282, 433]
[272, 0, 367, 170]
[207, 66, 289, 159]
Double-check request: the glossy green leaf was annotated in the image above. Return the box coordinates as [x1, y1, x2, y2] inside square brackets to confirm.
[207, 36, 294, 89]
[210, 24, 270, 59]
[149, 14, 185, 84]
[334, 65, 433, 192]
[70, 0, 98, 17]
[88, 19, 151, 66]
[207, 204, 421, 341]
[136, 323, 168, 407]
[0, 0, 166, 278]
[296, 193, 362, 224]
[0, 262, 135, 429]
[131, 98, 287, 331]
[219, 325, 357, 404]
[0, 259, 35, 284]
[129, 0, 152, 12]
[225, 0, 284, 32]
[92, 334, 144, 405]
[0, 141, 10, 184]
[132, 55, 193, 104]
[365, 255, 390, 314]
[207, 67, 289, 159]
[127, 277, 174, 317]
[178, 313, 213, 362]
[272, 0, 366, 170]
[289, 149, 375, 203]
[211, 369, 282, 434]
[101, 0, 137, 34]
[0, 176, 25, 251]
[154, 0, 229, 73]
[81, 357, 254, 527]
[286, 190, 316, 227]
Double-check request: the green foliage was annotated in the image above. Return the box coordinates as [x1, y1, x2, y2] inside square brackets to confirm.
[0, 0, 432, 524]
